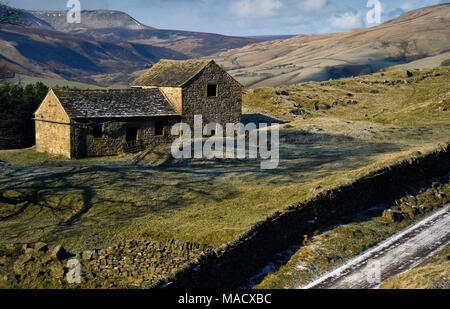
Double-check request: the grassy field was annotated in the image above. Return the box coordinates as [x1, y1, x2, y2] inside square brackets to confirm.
[0, 67, 449, 255]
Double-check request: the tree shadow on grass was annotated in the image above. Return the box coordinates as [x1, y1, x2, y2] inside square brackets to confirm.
[0, 129, 409, 248]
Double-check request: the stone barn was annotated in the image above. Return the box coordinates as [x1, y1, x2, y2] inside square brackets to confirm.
[131, 59, 242, 129]
[34, 59, 242, 159]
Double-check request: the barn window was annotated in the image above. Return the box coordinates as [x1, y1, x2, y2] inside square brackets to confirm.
[207, 84, 218, 97]
[126, 127, 138, 142]
[93, 125, 103, 138]
[155, 120, 164, 136]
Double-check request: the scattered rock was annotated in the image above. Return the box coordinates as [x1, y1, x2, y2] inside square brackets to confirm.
[82, 250, 95, 261]
[318, 103, 331, 110]
[406, 70, 414, 78]
[34, 242, 48, 253]
[276, 90, 289, 96]
[1, 274, 18, 284]
[17, 254, 34, 266]
[427, 276, 450, 289]
[5, 244, 16, 251]
[400, 204, 420, 219]
[290, 109, 302, 116]
[382, 209, 404, 223]
[51, 245, 66, 261]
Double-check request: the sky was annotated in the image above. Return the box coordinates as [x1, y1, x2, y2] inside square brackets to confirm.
[6, 0, 450, 36]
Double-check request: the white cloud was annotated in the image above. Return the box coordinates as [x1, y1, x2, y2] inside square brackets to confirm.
[298, 0, 333, 13]
[229, 0, 282, 18]
[329, 11, 363, 30]
[400, 0, 423, 11]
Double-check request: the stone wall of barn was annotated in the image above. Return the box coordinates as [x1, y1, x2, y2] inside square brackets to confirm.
[71, 117, 179, 158]
[181, 62, 242, 130]
[34, 91, 72, 159]
[159, 87, 183, 113]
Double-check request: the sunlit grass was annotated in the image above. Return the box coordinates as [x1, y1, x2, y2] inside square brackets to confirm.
[0, 67, 448, 252]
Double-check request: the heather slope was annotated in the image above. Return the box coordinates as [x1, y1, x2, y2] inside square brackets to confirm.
[211, 4, 450, 88]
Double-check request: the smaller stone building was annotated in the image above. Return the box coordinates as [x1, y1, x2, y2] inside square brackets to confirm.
[35, 59, 242, 159]
[34, 88, 180, 159]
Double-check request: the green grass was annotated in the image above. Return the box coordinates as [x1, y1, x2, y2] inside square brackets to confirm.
[0, 67, 448, 254]
[244, 67, 450, 127]
[0, 147, 68, 166]
[379, 246, 450, 289]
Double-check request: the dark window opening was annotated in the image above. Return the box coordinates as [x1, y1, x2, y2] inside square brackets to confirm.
[155, 120, 164, 136]
[126, 127, 138, 142]
[211, 130, 216, 136]
[207, 84, 218, 97]
[93, 125, 103, 138]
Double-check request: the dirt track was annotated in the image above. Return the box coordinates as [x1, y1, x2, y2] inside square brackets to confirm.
[299, 204, 450, 289]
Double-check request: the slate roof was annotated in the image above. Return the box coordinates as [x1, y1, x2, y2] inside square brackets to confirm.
[131, 59, 213, 87]
[52, 88, 180, 119]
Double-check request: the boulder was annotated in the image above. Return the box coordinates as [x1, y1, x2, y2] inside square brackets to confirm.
[276, 90, 289, 96]
[82, 250, 95, 261]
[382, 209, 404, 223]
[406, 70, 414, 77]
[51, 245, 66, 261]
[17, 254, 34, 266]
[318, 103, 331, 110]
[34, 242, 48, 253]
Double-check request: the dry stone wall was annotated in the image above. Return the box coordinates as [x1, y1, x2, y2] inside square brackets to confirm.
[149, 144, 450, 289]
[0, 240, 214, 289]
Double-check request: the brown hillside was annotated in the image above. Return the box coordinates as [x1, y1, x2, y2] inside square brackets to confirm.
[0, 25, 188, 86]
[211, 4, 450, 88]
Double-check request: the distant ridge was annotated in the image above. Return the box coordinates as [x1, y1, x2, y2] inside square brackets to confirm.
[30, 9, 155, 31]
[27, 8, 259, 58]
